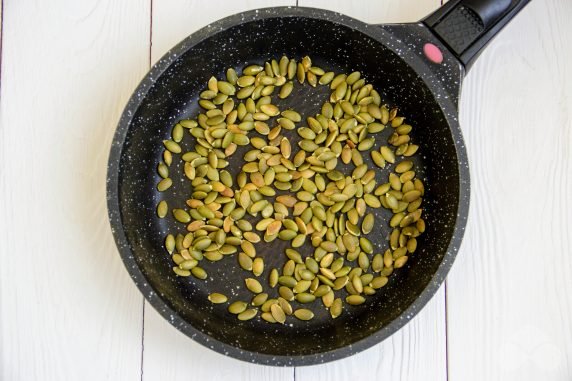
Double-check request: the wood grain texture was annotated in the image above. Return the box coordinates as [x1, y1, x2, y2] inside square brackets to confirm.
[446, 0, 572, 380]
[0, 1, 150, 379]
[142, 2, 296, 380]
[150, 0, 296, 66]
[300, 0, 440, 23]
[296, 287, 447, 381]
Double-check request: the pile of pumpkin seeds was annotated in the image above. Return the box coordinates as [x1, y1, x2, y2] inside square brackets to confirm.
[157, 56, 425, 323]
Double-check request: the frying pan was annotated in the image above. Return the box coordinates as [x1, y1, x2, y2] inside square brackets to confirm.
[107, 0, 529, 366]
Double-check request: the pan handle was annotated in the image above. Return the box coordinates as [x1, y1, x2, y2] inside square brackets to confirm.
[423, 0, 530, 71]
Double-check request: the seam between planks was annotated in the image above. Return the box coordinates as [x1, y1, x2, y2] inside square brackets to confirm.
[0, 0, 4, 96]
[140, 1, 154, 380]
[445, 281, 450, 381]
[140, 300, 146, 381]
[149, 0, 153, 68]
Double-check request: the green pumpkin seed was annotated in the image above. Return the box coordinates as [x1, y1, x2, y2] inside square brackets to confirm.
[173, 267, 190, 277]
[238, 309, 258, 321]
[293, 280, 312, 294]
[270, 304, 286, 324]
[371, 151, 386, 168]
[245, 278, 263, 293]
[228, 301, 248, 314]
[364, 194, 381, 208]
[346, 295, 365, 305]
[163, 140, 181, 153]
[173, 209, 191, 223]
[380, 146, 395, 163]
[296, 292, 316, 303]
[191, 266, 208, 279]
[238, 252, 253, 270]
[252, 257, 264, 276]
[165, 234, 175, 254]
[294, 309, 314, 321]
[208, 293, 228, 304]
[279, 286, 295, 301]
[217, 81, 235, 95]
[371, 276, 389, 289]
[358, 137, 375, 151]
[330, 298, 342, 318]
[252, 293, 269, 307]
[362, 213, 374, 234]
[279, 81, 294, 99]
[278, 276, 297, 288]
[157, 201, 168, 218]
[346, 71, 361, 85]
[260, 104, 280, 116]
[395, 160, 413, 173]
[261, 312, 277, 323]
[319, 71, 335, 85]
[157, 178, 172, 192]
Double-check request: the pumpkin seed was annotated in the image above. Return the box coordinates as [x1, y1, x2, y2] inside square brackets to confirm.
[279, 81, 294, 98]
[261, 312, 277, 323]
[157, 201, 168, 218]
[228, 301, 248, 314]
[371, 276, 389, 289]
[245, 278, 263, 293]
[296, 292, 316, 303]
[330, 298, 342, 318]
[294, 309, 314, 321]
[208, 293, 228, 304]
[346, 295, 366, 305]
[380, 146, 395, 163]
[270, 304, 286, 324]
[238, 309, 258, 321]
[157, 178, 172, 191]
[251, 293, 268, 307]
[173, 267, 190, 277]
[173, 209, 191, 223]
[191, 266, 207, 279]
[238, 252, 253, 271]
[269, 268, 279, 288]
[252, 257, 264, 276]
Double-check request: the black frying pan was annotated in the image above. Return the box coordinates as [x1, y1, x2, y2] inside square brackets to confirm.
[107, 0, 529, 366]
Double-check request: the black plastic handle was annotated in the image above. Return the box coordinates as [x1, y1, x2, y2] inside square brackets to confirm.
[423, 0, 530, 71]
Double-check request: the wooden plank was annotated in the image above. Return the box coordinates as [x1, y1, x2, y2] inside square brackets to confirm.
[0, 1, 150, 380]
[295, 1, 448, 380]
[151, 0, 296, 65]
[143, 305, 294, 380]
[300, 0, 441, 23]
[143, 1, 296, 380]
[296, 287, 447, 381]
[446, 0, 572, 380]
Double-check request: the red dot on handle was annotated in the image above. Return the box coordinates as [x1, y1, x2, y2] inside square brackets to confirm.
[423, 43, 443, 64]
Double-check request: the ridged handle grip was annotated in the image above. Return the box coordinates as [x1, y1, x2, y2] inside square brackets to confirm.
[423, 0, 530, 72]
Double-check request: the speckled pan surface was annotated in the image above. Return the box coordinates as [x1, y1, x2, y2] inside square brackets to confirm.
[107, 7, 469, 366]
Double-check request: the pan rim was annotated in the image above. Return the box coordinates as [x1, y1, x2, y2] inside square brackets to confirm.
[106, 6, 470, 366]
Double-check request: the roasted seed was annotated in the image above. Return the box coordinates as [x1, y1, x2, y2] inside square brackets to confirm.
[228, 301, 248, 314]
[271, 304, 286, 324]
[294, 309, 314, 321]
[238, 309, 258, 321]
[346, 295, 366, 305]
[157, 200, 168, 218]
[208, 293, 228, 304]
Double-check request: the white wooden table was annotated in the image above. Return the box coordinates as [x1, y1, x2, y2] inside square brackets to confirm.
[1, 0, 571, 380]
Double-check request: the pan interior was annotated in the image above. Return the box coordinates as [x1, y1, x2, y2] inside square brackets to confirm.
[116, 16, 460, 357]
